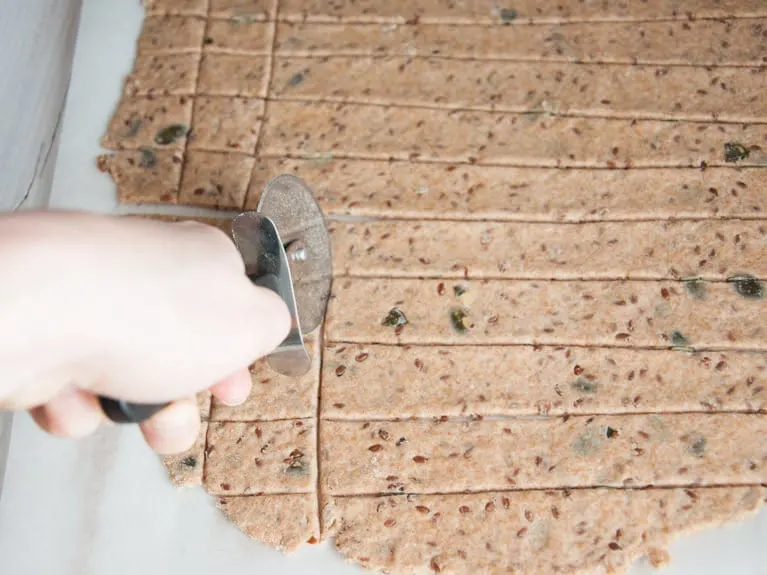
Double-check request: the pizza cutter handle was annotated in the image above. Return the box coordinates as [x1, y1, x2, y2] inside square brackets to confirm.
[98, 396, 170, 424]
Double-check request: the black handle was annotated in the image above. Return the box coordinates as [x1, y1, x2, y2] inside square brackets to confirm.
[98, 396, 170, 424]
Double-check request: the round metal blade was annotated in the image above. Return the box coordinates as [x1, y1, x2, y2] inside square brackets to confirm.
[256, 174, 332, 334]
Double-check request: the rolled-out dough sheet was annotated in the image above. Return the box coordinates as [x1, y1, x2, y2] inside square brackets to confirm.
[107, 1, 767, 572]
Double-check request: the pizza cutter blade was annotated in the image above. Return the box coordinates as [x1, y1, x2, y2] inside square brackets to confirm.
[99, 174, 332, 423]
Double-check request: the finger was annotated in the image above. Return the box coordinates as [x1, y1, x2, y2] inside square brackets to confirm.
[210, 368, 252, 406]
[27, 386, 104, 439]
[140, 397, 200, 455]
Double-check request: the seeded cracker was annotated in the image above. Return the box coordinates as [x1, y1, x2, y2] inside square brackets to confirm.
[329, 219, 767, 280]
[103, 0, 766, 570]
[204, 419, 315, 495]
[96, 148, 182, 204]
[260, 101, 767, 167]
[179, 150, 254, 208]
[278, 0, 767, 23]
[211, 334, 320, 421]
[271, 57, 767, 122]
[327, 278, 767, 348]
[198, 54, 269, 97]
[248, 159, 766, 220]
[321, 415, 767, 494]
[203, 20, 273, 54]
[136, 16, 206, 54]
[322, 344, 767, 418]
[102, 95, 193, 151]
[274, 20, 767, 67]
[123, 52, 201, 97]
[162, 422, 208, 487]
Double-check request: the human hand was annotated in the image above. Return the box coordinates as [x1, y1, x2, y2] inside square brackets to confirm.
[0, 211, 290, 454]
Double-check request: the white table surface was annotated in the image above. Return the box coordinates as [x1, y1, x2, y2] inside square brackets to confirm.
[0, 1, 765, 574]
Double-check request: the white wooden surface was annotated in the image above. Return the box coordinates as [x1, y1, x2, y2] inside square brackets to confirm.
[0, 1, 765, 574]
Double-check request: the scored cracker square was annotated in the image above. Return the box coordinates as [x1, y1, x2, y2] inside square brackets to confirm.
[102, 95, 193, 151]
[123, 53, 201, 97]
[198, 54, 269, 98]
[179, 150, 255, 208]
[188, 96, 264, 154]
[203, 20, 273, 54]
[142, 0, 209, 16]
[211, 335, 320, 421]
[97, 148, 182, 204]
[161, 422, 208, 487]
[208, 0, 274, 19]
[205, 419, 316, 495]
[137, 15, 207, 54]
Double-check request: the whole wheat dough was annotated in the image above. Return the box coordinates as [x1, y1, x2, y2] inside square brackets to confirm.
[106, 1, 767, 572]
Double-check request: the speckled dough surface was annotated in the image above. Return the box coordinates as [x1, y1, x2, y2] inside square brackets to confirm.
[320, 415, 767, 494]
[326, 278, 767, 348]
[323, 487, 767, 575]
[329, 219, 767, 280]
[271, 58, 767, 122]
[321, 344, 767, 418]
[274, 20, 767, 66]
[109, 1, 767, 572]
[259, 101, 767, 167]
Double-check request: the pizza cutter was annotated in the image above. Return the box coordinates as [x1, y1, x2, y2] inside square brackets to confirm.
[98, 174, 333, 424]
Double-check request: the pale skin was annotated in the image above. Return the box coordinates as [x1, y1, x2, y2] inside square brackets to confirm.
[0, 211, 291, 454]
